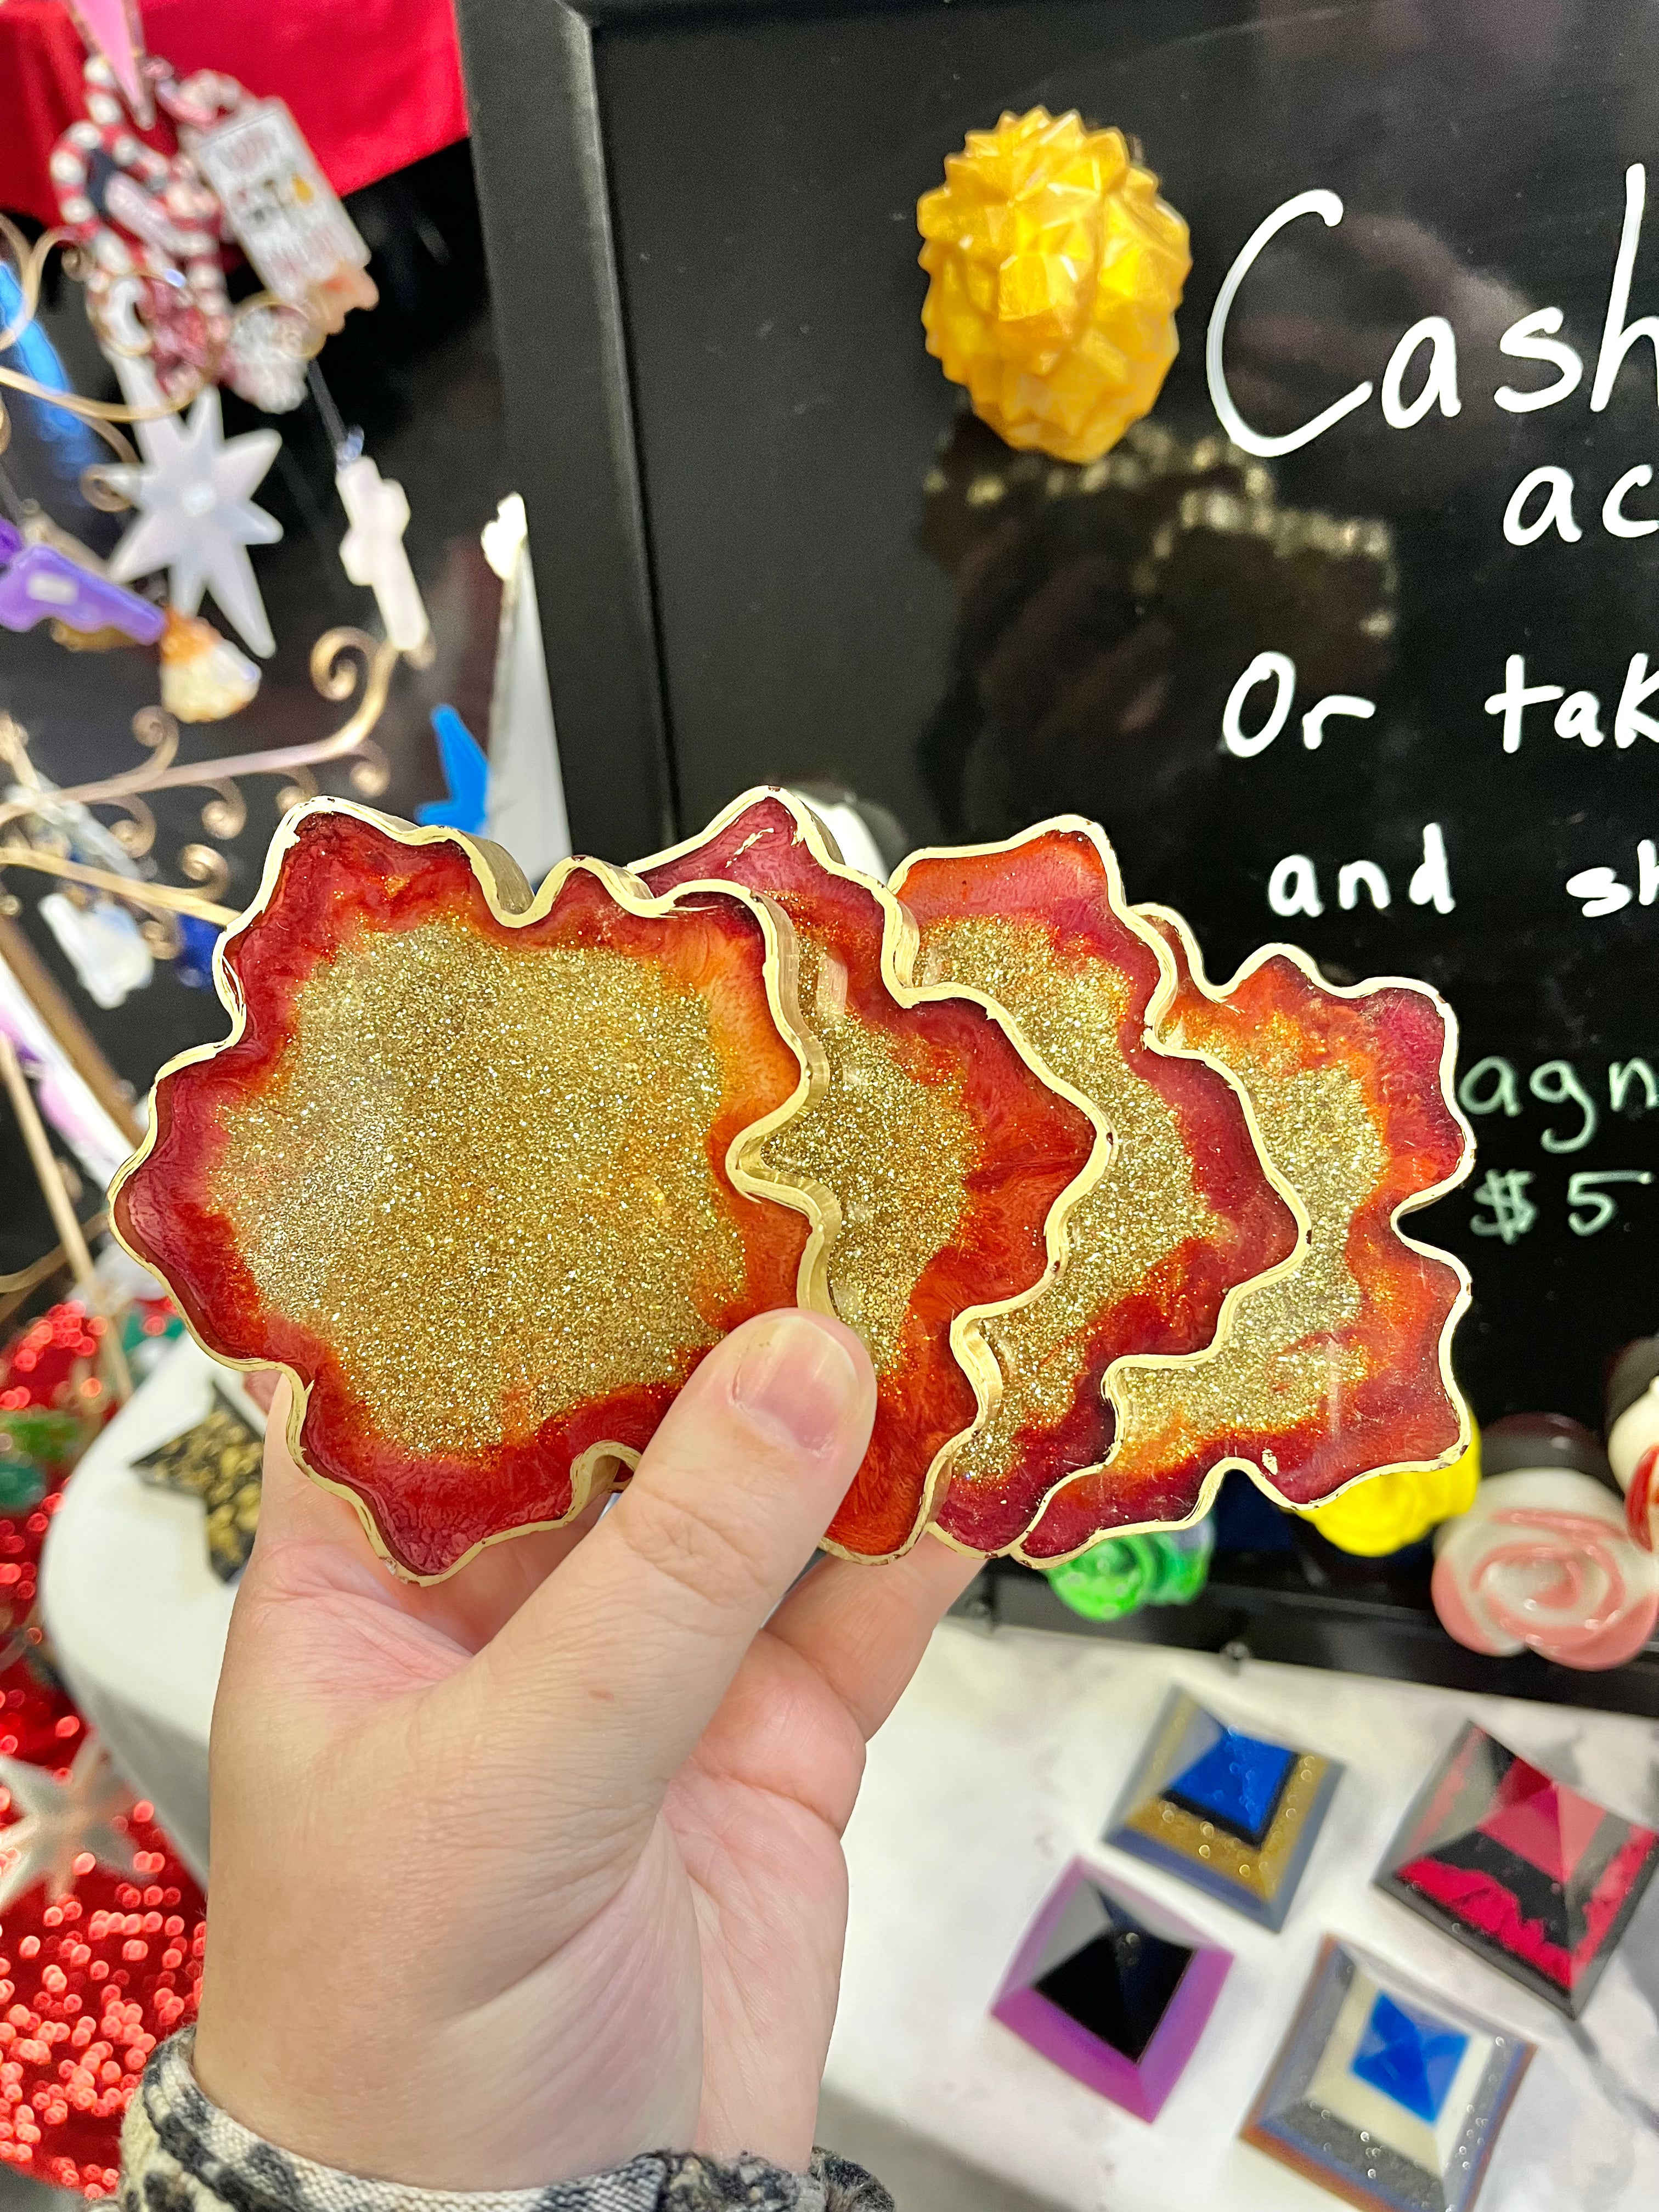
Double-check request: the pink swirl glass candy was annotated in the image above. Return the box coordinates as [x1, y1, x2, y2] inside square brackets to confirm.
[1433, 1469, 1659, 1669]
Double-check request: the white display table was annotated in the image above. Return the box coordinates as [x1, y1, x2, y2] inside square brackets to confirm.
[829, 1626, 1659, 2211]
[39, 1338, 239, 1886]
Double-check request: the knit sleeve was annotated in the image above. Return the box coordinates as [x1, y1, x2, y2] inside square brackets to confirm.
[120, 2034, 893, 2212]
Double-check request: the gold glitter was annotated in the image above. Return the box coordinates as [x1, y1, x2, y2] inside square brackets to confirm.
[913, 915, 1214, 1480]
[1123, 1751, 1333, 1903]
[135, 1389, 264, 1580]
[761, 933, 978, 1376]
[208, 920, 745, 1456]
[1109, 1059, 1386, 1476]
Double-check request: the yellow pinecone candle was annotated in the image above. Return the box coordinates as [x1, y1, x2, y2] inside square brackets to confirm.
[917, 107, 1191, 465]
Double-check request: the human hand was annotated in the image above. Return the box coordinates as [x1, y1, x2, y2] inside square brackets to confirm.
[191, 1311, 975, 2189]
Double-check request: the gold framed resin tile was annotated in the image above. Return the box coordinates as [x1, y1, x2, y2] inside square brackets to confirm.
[112, 798, 827, 1582]
[1022, 910, 1474, 1562]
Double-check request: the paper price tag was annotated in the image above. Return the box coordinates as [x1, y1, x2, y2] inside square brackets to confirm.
[193, 99, 369, 304]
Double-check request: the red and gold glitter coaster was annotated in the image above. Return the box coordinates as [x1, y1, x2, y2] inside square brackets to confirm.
[893, 823, 1301, 1554]
[1022, 911, 1474, 1562]
[638, 790, 1097, 1560]
[112, 801, 822, 1582]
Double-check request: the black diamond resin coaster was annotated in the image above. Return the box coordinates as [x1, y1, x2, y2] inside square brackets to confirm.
[991, 1859, 1231, 2120]
[1376, 1720, 1659, 2017]
[1106, 1689, 1341, 1929]
[1243, 1937, 1532, 2212]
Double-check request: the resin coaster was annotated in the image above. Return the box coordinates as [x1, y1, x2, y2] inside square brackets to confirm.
[113, 801, 819, 1581]
[894, 821, 1299, 1555]
[990, 1858, 1231, 2120]
[639, 788, 1096, 1560]
[1376, 1721, 1659, 2017]
[1243, 1937, 1532, 2212]
[1022, 910, 1474, 1561]
[1105, 1689, 1340, 1931]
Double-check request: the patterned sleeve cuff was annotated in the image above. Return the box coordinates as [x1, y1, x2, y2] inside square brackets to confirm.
[120, 2033, 893, 2212]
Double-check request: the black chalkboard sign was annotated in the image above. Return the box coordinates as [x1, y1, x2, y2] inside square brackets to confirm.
[458, 0, 1659, 1477]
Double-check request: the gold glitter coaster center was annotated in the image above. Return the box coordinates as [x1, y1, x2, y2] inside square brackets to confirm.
[762, 938, 977, 1376]
[208, 920, 745, 1454]
[914, 916, 1216, 1474]
[1111, 1064, 1385, 1464]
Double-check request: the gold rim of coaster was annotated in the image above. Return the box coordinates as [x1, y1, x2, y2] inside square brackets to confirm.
[1128, 905, 1477, 1517]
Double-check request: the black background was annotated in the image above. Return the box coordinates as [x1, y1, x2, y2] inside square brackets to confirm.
[589, 0, 1659, 1435]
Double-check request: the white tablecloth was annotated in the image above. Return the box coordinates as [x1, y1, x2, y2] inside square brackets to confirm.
[40, 1337, 239, 1885]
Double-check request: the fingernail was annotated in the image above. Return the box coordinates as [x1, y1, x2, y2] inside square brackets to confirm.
[731, 1316, 862, 1457]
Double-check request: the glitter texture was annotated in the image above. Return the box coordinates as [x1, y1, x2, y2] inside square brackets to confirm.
[640, 789, 1096, 1559]
[1107, 1690, 1342, 1930]
[895, 825, 1299, 1553]
[214, 927, 745, 1457]
[114, 804, 816, 1581]
[1023, 912, 1472, 1559]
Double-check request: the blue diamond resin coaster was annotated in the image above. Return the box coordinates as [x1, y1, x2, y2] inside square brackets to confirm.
[1105, 1690, 1341, 1929]
[1243, 1938, 1532, 2212]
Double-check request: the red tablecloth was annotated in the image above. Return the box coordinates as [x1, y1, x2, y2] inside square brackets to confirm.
[0, 0, 469, 223]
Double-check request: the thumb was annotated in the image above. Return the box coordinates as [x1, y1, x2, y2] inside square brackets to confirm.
[471, 1309, 876, 1815]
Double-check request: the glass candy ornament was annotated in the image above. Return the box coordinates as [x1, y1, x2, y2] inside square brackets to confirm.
[1606, 1334, 1659, 1549]
[1105, 1689, 1341, 1930]
[918, 109, 1190, 464]
[1431, 1415, 1659, 1669]
[1243, 1937, 1531, 2212]
[1045, 1520, 1214, 1623]
[1376, 1721, 1659, 2017]
[1301, 1431, 1480, 1557]
[990, 1859, 1231, 2120]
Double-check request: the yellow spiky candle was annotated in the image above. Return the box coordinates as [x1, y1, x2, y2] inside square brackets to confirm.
[918, 107, 1190, 465]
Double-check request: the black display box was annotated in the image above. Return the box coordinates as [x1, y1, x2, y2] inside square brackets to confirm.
[455, 0, 1659, 1714]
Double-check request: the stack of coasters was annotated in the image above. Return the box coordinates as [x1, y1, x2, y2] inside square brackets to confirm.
[1105, 1689, 1341, 1929]
[111, 788, 1476, 1583]
[1376, 1720, 1659, 2017]
[990, 1859, 1231, 2120]
[1243, 1937, 1532, 2212]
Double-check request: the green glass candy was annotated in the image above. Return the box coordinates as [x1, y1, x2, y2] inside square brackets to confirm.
[1046, 1520, 1215, 1623]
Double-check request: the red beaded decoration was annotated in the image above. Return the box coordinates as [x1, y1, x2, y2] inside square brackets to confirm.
[0, 1664, 205, 2196]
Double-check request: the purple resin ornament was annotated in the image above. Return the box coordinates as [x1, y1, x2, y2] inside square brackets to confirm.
[0, 525, 166, 645]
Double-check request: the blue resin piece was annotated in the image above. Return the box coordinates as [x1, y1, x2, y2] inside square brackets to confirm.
[1167, 1729, 1293, 1845]
[1351, 1991, 1468, 2123]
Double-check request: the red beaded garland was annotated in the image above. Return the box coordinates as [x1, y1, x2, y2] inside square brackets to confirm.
[0, 1665, 205, 2196]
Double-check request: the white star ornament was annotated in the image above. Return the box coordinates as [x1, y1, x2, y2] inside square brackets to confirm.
[0, 1740, 140, 1911]
[106, 388, 283, 657]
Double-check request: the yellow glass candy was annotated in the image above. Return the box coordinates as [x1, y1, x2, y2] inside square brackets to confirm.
[917, 108, 1191, 465]
[1301, 1432, 1482, 1558]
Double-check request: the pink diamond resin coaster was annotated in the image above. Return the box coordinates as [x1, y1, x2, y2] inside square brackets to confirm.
[990, 1858, 1231, 2120]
